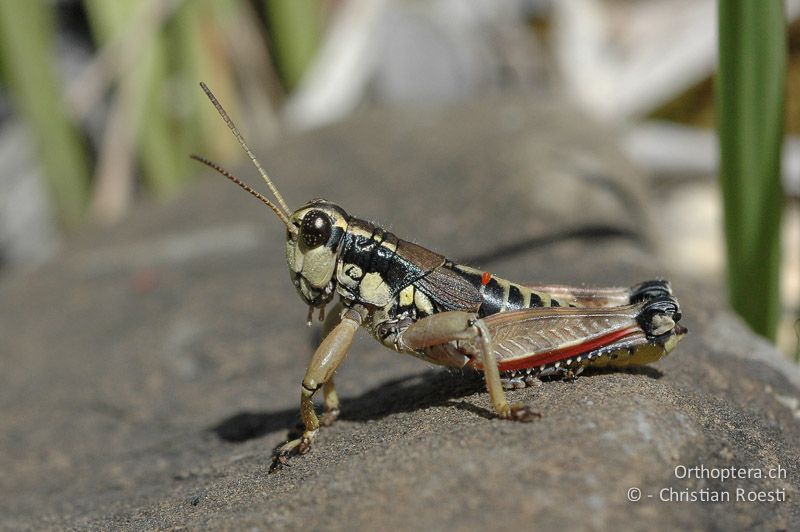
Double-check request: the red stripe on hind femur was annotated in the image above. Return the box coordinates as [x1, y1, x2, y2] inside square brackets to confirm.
[469, 327, 640, 372]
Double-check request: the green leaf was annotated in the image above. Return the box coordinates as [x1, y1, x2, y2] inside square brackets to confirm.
[717, 1, 786, 340]
[265, 0, 322, 91]
[0, 1, 89, 226]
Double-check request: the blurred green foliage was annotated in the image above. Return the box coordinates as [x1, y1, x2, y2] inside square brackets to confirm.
[0, 0, 320, 224]
[86, 0, 185, 194]
[717, 1, 786, 341]
[0, 1, 90, 226]
[265, 0, 322, 91]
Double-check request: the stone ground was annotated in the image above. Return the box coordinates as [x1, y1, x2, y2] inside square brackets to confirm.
[1, 93, 798, 530]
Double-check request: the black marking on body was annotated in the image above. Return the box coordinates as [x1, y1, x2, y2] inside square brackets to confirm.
[326, 226, 345, 250]
[529, 291, 543, 307]
[448, 265, 548, 318]
[508, 285, 524, 308]
[366, 226, 385, 274]
[479, 278, 505, 317]
[338, 218, 444, 307]
[341, 221, 398, 286]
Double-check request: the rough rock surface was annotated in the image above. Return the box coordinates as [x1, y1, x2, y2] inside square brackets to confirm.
[1, 94, 798, 530]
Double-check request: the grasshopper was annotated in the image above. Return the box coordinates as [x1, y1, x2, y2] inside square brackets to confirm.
[191, 82, 686, 470]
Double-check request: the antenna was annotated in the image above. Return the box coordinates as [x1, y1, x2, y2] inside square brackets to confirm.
[190, 154, 297, 235]
[198, 81, 292, 216]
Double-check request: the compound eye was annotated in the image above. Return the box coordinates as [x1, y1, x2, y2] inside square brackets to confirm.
[301, 210, 332, 249]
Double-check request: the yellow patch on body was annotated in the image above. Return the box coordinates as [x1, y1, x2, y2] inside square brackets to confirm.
[414, 289, 434, 315]
[584, 330, 685, 369]
[359, 272, 392, 306]
[399, 285, 414, 306]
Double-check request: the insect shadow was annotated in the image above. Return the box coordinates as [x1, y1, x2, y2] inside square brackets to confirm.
[211, 364, 662, 443]
[211, 369, 486, 443]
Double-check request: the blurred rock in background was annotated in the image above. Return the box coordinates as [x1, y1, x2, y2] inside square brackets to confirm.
[0, 122, 61, 267]
[0, 0, 797, 352]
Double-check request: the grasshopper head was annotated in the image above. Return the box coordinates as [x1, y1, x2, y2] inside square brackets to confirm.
[285, 200, 349, 307]
[192, 83, 349, 316]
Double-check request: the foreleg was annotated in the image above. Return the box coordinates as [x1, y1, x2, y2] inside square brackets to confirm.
[272, 307, 361, 469]
[320, 302, 344, 426]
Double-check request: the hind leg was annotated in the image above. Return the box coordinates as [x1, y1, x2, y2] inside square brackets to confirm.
[475, 294, 684, 375]
[399, 312, 538, 421]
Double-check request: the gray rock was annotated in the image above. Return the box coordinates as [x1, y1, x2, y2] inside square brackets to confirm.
[1, 92, 797, 530]
[0, 121, 61, 269]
